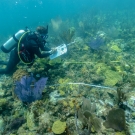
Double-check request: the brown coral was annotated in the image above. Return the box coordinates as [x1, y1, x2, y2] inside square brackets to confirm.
[117, 87, 127, 105]
[59, 27, 75, 44]
[103, 108, 126, 131]
[78, 97, 101, 133]
[12, 69, 29, 81]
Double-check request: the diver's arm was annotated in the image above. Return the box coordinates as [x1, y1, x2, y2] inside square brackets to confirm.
[41, 45, 51, 51]
[38, 42, 57, 57]
[27, 40, 51, 58]
[40, 42, 51, 51]
[33, 47, 51, 58]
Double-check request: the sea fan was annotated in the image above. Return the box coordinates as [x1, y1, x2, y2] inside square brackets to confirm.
[14, 75, 48, 103]
[89, 36, 104, 50]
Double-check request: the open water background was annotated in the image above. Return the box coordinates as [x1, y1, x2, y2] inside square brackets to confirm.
[0, 0, 135, 39]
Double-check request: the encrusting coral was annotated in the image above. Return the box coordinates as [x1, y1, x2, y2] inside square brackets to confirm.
[104, 70, 122, 86]
[12, 69, 29, 81]
[0, 98, 8, 109]
[111, 44, 122, 52]
[52, 120, 66, 134]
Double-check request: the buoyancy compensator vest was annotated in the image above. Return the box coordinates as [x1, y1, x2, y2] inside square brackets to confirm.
[1, 30, 25, 53]
[17, 31, 35, 64]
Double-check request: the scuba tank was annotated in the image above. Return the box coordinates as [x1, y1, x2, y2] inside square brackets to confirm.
[1, 30, 25, 53]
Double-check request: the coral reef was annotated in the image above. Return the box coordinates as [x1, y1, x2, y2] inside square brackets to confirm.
[0, 98, 8, 109]
[77, 98, 101, 133]
[104, 70, 122, 86]
[12, 69, 29, 81]
[14, 75, 48, 103]
[5, 117, 26, 131]
[0, 116, 5, 133]
[103, 108, 126, 131]
[116, 87, 127, 107]
[52, 120, 66, 134]
[1, 7, 135, 135]
[59, 27, 75, 44]
[89, 31, 106, 50]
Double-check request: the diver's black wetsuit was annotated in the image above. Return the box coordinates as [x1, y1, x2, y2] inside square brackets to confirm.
[0, 32, 51, 74]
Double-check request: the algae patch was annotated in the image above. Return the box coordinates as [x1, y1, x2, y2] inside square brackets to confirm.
[104, 70, 122, 86]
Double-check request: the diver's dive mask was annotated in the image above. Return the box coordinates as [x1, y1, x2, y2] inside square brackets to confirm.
[40, 34, 48, 40]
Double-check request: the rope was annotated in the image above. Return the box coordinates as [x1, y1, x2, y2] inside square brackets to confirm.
[46, 82, 116, 90]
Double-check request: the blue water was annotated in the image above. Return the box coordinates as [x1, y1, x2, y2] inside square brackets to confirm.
[0, 0, 135, 40]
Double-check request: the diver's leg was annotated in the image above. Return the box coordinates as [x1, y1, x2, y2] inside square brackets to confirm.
[0, 48, 20, 74]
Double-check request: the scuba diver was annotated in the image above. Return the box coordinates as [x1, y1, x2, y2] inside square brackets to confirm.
[0, 26, 56, 74]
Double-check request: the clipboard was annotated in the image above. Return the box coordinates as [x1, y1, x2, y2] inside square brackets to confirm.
[49, 44, 67, 60]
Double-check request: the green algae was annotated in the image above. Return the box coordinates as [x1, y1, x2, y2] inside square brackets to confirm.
[104, 70, 122, 86]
